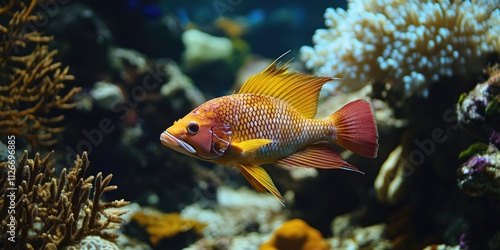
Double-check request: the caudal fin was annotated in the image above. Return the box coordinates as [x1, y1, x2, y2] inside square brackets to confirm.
[330, 99, 378, 158]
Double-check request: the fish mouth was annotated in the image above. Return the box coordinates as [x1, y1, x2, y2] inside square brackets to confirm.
[160, 131, 197, 154]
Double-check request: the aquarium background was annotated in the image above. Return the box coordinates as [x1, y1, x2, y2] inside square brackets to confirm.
[1, 0, 499, 249]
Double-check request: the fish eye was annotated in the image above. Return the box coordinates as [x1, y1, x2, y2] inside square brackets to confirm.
[187, 122, 199, 135]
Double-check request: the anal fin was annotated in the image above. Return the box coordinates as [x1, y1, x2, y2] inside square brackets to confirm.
[276, 143, 363, 174]
[237, 165, 285, 206]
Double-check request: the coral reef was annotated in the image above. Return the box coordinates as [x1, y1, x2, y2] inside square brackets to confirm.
[90, 81, 125, 111]
[216, 186, 284, 212]
[456, 64, 500, 198]
[260, 219, 329, 250]
[328, 209, 393, 249]
[5, 0, 500, 249]
[301, 0, 500, 101]
[111, 203, 154, 250]
[456, 64, 500, 137]
[374, 145, 406, 204]
[422, 245, 460, 250]
[181, 187, 287, 238]
[109, 47, 149, 85]
[129, 208, 206, 249]
[371, 63, 500, 248]
[182, 186, 288, 249]
[160, 60, 205, 108]
[0, 151, 129, 249]
[457, 143, 500, 197]
[181, 29, 233, 70]
[55, 41, 207, 216]
[0, 0, 81, 146]
[374, 58, 500, 211]
[64, 236, 119, 250]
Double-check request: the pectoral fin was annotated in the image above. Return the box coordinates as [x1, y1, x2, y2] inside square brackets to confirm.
[237, 164, 285, 206]
[232, 139, 272, 154]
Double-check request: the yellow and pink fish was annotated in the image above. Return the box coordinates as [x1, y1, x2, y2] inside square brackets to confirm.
[160, 54, 378, 206]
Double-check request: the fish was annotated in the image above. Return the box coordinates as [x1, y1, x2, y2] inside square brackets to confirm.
[160, 53, 378, 206]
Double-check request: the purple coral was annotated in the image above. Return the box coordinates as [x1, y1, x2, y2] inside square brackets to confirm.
[490, 131, 500, 148]
[460, 233, 469, 250]
[461, 155, 489, 175]
[457, 146, 500, 197]
[457, 65, 500, 198]
[457, 64, 500, 141]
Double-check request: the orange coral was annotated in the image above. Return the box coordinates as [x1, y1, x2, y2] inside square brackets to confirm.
[260, 219, 329, 250]
[215, 17, 247, 37]
[131, 210, 206, 246]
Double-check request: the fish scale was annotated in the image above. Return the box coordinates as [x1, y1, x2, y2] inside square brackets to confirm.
[209, 93, 333, 165]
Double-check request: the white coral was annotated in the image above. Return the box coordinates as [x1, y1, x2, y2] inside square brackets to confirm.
[64, 236, 119, 250]
[182, 29, 233, 70]
[301, 0, 500, 98]
[90, 81, 124, 110]
[180, 186, 286, 240]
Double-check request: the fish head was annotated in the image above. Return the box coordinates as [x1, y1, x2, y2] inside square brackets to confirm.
[160, 103, 233, 160]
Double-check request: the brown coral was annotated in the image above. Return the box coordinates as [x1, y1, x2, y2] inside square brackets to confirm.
[0, 151, 129, 249]
[0, 0, 81, 146]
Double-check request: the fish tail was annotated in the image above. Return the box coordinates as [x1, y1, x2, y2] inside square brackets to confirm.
[329, 99, 378, 158]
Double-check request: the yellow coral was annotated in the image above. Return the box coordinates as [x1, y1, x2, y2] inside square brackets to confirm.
[131, 211, 206, 246]
[260, 219, 329, 250]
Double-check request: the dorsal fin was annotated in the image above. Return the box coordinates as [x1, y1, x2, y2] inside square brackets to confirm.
[237, 51, 334, 119]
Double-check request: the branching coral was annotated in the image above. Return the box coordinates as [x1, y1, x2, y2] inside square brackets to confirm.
[301, 0, 500, 100]
[0, 0, 81, 146]
[0, 151, 129, 249]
